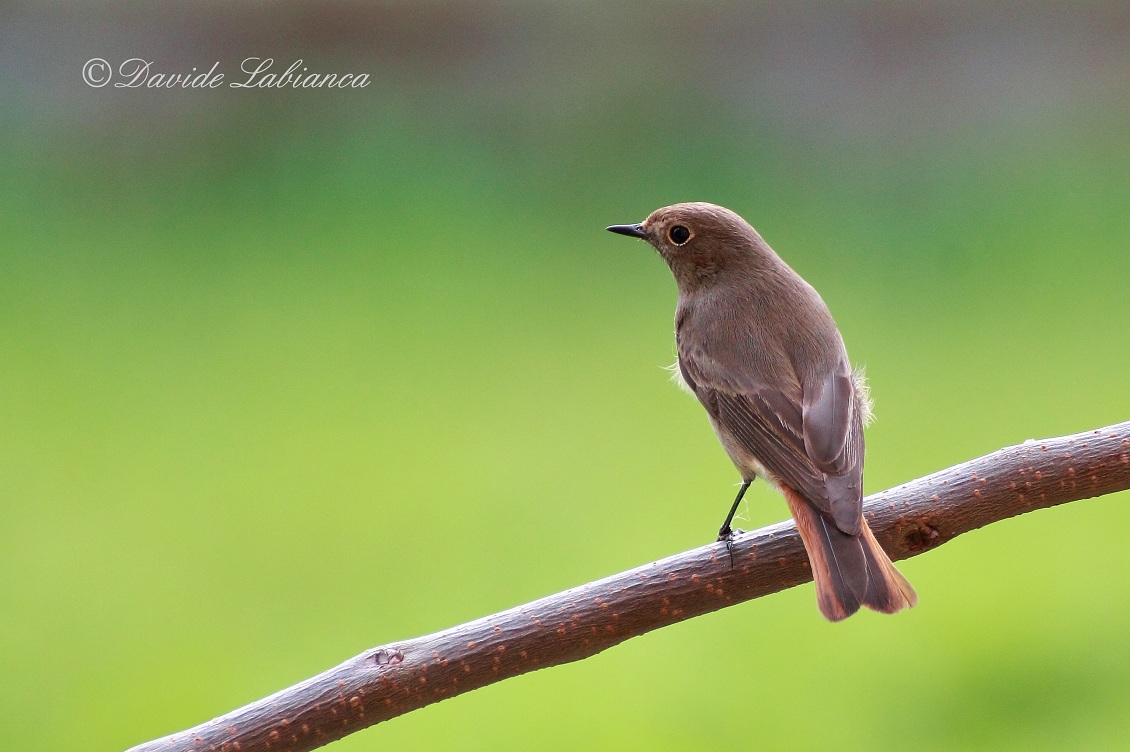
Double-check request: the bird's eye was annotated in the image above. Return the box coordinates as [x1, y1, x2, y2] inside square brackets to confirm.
[669, 225, 691, 245]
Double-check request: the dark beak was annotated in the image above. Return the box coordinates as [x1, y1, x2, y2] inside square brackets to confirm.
[606, 223, 648, 239]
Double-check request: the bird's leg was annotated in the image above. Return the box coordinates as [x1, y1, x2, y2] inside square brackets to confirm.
[717, 480, 751, 570]
[717, 480, 751, 541]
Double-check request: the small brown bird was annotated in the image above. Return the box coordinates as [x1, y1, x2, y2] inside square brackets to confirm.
[608, 202, 916, 621]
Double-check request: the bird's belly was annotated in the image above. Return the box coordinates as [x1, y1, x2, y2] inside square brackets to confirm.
[707, 413, 783, 491]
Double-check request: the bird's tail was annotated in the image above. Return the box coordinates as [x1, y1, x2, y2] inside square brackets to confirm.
[782, 486, 918, 621]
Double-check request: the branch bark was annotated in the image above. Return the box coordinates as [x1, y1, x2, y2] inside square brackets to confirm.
[128, 421, 1130, 752]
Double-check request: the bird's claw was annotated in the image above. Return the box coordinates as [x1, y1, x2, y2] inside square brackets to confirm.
[717, 527, 743, 569]
[716, 526, 744, 543]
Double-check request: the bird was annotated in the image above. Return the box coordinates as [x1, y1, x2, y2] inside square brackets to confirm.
[607, 202, 917, 621]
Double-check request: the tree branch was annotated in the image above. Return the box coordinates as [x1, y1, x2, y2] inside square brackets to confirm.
[128, 421, 1130, 752]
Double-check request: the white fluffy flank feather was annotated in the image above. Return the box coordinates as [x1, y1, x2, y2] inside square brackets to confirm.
[664, 360, 696, 396]
[853, 366, 875, 427]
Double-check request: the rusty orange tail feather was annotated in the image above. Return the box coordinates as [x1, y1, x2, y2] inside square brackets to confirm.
[782, 486, 917, 621]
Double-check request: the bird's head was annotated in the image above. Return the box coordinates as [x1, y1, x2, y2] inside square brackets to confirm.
[607, 202, 767, 290]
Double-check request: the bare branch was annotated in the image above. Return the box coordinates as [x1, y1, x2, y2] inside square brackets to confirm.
[128, 421, 1130, 752]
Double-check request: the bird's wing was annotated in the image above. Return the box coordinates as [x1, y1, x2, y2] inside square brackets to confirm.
[801, 359, 860, 474]
[678, 352, 864, 535]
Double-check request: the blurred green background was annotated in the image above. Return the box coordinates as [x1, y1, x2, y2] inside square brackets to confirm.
[2, 3, 1129, 750]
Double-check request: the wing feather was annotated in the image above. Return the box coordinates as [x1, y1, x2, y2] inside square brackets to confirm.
[679, 351, 865, 536]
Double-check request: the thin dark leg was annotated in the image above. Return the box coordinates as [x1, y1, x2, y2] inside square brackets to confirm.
[717, 480, 751, 541]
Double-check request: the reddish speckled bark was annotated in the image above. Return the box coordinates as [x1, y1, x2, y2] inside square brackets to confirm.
[128, 421, 1130, 752]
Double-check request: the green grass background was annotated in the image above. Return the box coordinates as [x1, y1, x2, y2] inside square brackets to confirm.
[2, 5, 1129, 750]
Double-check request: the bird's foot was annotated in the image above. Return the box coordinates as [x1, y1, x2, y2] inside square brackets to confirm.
[717, 526, 743, 569]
